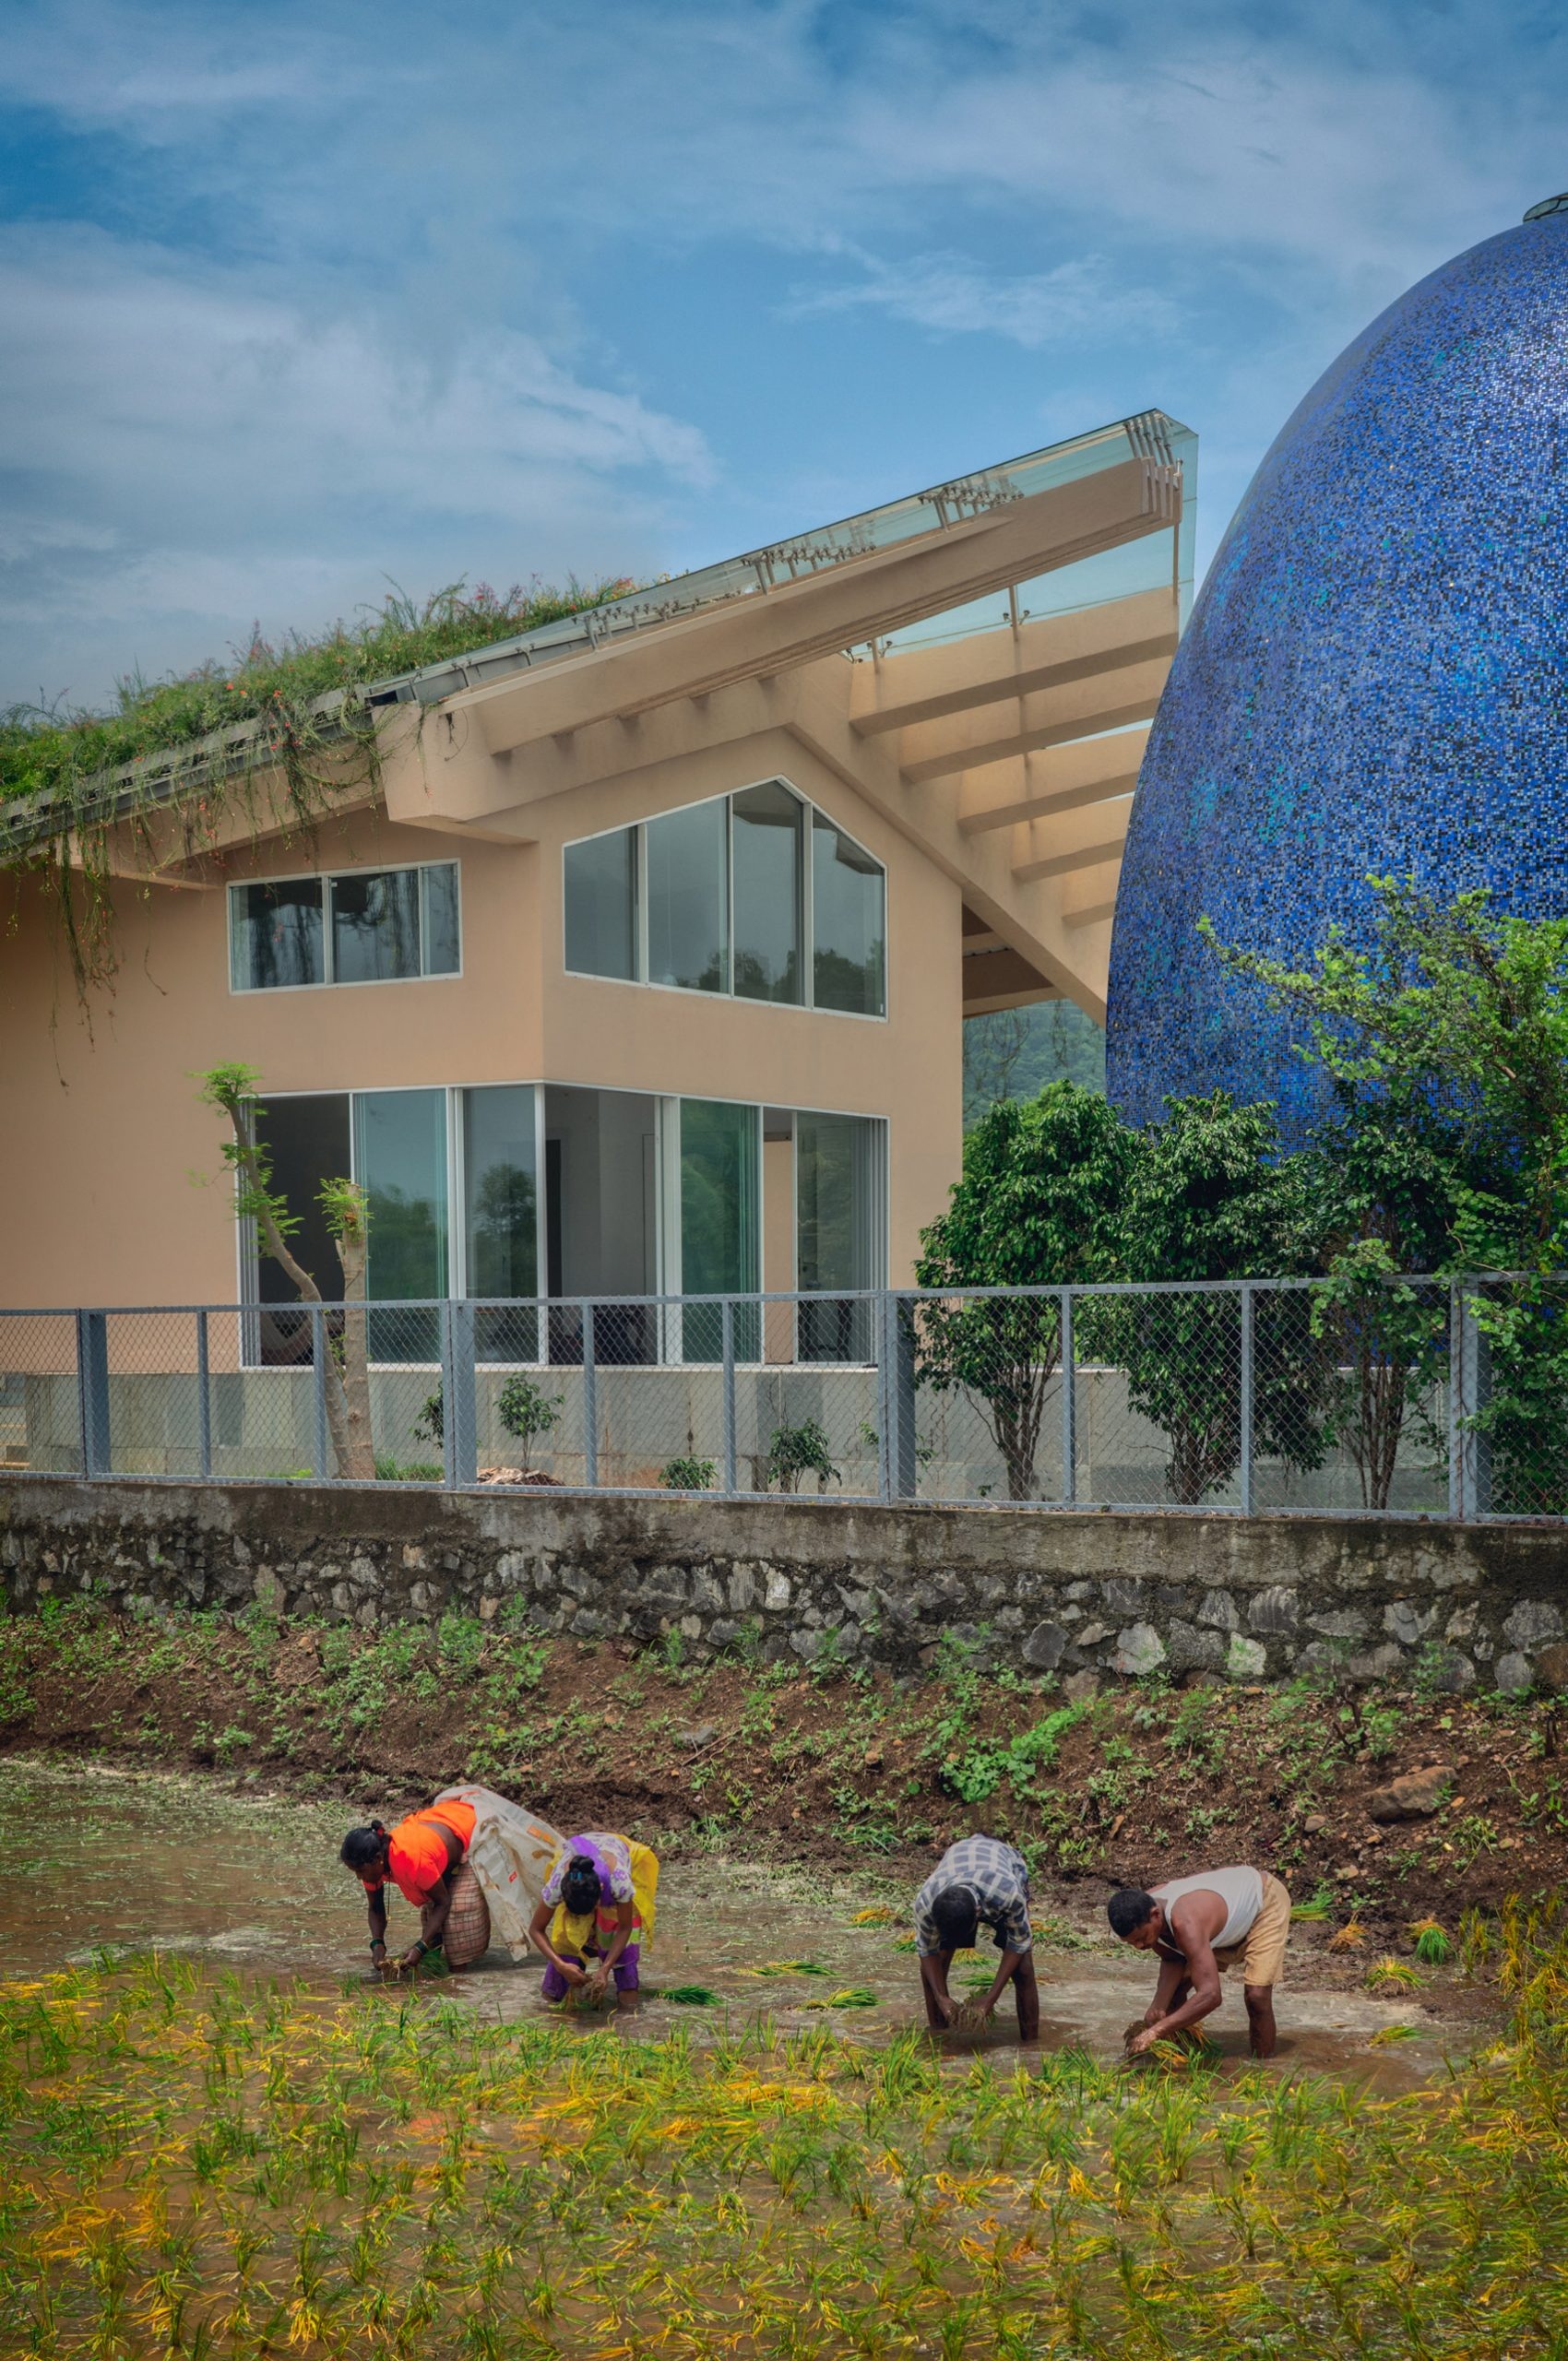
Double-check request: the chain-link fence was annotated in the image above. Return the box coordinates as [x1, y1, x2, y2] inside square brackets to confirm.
[4, 1276, 1564, 1519]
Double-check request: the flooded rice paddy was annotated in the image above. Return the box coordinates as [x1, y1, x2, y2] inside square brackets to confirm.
[5, 1760, 1563, 2357]
[1, 1759, 1468, 2084]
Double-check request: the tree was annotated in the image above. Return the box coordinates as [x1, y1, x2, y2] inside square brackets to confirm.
[916, 1083, 1134, 1499]
[1300, 1099, 1463, 1508]
[1203, 878, 1568, 1264]
[496, 1374, 563, 1475]
[199, 1063, 375, 1480]
[1208, 880, 1568, 1511]
[1109, 1093, 1325, 1504]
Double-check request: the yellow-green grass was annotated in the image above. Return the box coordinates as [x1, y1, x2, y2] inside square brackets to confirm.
[2, 1901, 1566, 2357]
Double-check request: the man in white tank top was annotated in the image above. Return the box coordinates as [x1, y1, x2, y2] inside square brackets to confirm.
[1106, 1863, 1291, 2058]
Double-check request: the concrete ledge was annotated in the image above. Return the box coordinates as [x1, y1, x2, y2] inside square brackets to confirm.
[4, 1475, 1567, 1692]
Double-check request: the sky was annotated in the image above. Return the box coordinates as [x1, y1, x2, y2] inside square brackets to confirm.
[2, 0, 1565, 714]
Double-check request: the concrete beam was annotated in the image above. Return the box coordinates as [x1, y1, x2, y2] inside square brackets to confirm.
[454, 457, 1176, 754]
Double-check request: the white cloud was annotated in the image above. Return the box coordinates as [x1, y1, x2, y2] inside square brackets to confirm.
[0, 226, 713, 695]
[795, 251, 1181, 350]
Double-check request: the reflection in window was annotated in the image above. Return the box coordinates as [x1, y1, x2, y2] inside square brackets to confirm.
[230, 879, 325, 991]
[420, 864, 461, 975]
[813, 816, 885, 1015]
[564, 829, 636, 980]
[564, 785, 884, 1016]
[646, 801, 728, 991]
[797, 1113, 884, 1362]
[331, 869, 422, 983]
[465, 1085, 539, 1362]
[230, 862, 458, 990]
[355, 1089, 447, 1358]
[680, 1097, 760, 1361]
[732, 781, 802, 1003]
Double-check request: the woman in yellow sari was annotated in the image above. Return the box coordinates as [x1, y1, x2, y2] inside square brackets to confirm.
[529, 1832, 659, 2011]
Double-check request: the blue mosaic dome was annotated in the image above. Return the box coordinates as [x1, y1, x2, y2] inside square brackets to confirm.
[1106, 203, 1568, 1141]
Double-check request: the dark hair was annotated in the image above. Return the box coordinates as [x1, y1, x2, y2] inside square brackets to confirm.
[1107, 1888, 1159, 1940]
[340, 1823, 388, 1873]
[931, 1886, 980, 1952]
[561, 1857, 602, 1915]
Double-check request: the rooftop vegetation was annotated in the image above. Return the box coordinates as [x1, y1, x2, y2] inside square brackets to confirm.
[0, 575, 635, 1000]
[0, 576, 634, 813]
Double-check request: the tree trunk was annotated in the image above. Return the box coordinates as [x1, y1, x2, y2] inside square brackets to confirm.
[334, 1216, 376, 1481]
[225, 1105, 371, 1481]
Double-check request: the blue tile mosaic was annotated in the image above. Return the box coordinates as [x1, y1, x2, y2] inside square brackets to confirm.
[1105, 208, 1568, 1143]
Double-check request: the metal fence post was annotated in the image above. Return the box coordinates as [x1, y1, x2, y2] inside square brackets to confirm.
[581, 1302, 598, 1489]
[721, 1298, 738, 1497]
[1239, 1283, 1254, 1515]
[309, 1308, 330, 1481]
[443, 1299, 478, 1489]
[1450, 1279, 1492, 1520]
[1060, 1287, 1076, 1505]
[887, 1293, 918, 1501]
[196, 1308, 213, 1481]
[76, 1309, 111, 1477]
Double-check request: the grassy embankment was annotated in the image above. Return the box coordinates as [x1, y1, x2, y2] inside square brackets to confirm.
[5, 1596, 1567, 1923]
[1, 1900, 1566, 2355]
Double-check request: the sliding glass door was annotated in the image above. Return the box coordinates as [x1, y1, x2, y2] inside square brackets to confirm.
[679, 1097, 760, 1360]
[355, 1089, 448, 1359]
[797, 1113, 885, 1361]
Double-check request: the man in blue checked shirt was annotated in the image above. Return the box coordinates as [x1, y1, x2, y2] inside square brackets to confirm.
[912, 1833, 1039, 2039]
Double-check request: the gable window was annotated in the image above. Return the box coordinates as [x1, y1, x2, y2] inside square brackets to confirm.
[564, 781, 885, 1017]
[229, 860, 460, 992]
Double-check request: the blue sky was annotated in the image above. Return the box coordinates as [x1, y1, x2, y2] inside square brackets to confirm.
[2, 0, 1564, 712]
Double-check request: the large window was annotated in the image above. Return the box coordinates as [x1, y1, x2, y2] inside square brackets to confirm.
[564, 781, 885, 1016]
[678, 1097, 760, 1361]
[796, 1113, 885, 1361]
[812, 815, 885, 1015]
[230, 861, 459, 991]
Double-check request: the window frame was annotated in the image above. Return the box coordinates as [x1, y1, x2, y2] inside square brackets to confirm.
[561, 777, 887, 1022]
[227, 857, 463, 995]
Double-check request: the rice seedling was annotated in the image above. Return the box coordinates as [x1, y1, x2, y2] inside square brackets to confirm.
[1410, 1916, 1454, 1965]
[663, 1986, 721, 2007]
[1327, 1916, 1367, 1952]
[1368, 2023, 1421, 2047]
[4, 1906, 1567, 2357]
[1365, 1954, 1425, 1995]
[848, 1908, 899, 1928]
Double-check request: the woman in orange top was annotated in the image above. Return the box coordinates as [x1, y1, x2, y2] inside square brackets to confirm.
[340, 1797, 476, 1972]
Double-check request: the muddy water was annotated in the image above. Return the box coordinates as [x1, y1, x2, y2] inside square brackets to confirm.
[0, 1759, 1476, 2088]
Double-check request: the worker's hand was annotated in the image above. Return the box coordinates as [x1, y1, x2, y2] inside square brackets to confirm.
[588, 1966, 611, 2001]
[556, 1959, 587, 1989]
[1127, 2026, 1160, 2058]
[398, 1944, 424, 1972]
[933, 1990, 957, 2026]
[1142, 2002, 1165, 2029]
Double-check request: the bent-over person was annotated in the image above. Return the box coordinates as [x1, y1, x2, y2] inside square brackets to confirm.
[1109, 1863, 1290, 2058]
[912, 1834, 1040, 2040]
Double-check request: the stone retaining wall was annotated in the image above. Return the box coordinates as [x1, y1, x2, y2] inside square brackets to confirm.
[4, 1477, 1568, 1695]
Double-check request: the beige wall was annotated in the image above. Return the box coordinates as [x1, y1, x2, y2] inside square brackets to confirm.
[0, 736, 961, 1307]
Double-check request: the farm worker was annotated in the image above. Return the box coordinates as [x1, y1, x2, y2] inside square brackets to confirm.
[1109, 1864, 1290, 2058]
[529, 1831, 659, 2012]
[341, 1787, 563, 1974]
[912, 1834, 1040, 2040]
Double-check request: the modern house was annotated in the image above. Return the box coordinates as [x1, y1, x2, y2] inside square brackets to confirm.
[1, 410, 1194, 1392]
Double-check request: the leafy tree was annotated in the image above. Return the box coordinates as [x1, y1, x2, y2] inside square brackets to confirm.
[1109, 1093, 1325, 1504]
[198, 1063, 374, 1480]
[765, 1420, 838, 1493]
[496, 1374, 564, 1474]
[659, 1454, 717, 1491]
[1300, 1099, 1464, 1508]
[916, 1082, 1134, 1499]
[1208, 880, 1568, 1511]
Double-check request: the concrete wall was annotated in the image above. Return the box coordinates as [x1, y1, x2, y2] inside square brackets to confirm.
[5, 1476, 1568, 1696]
